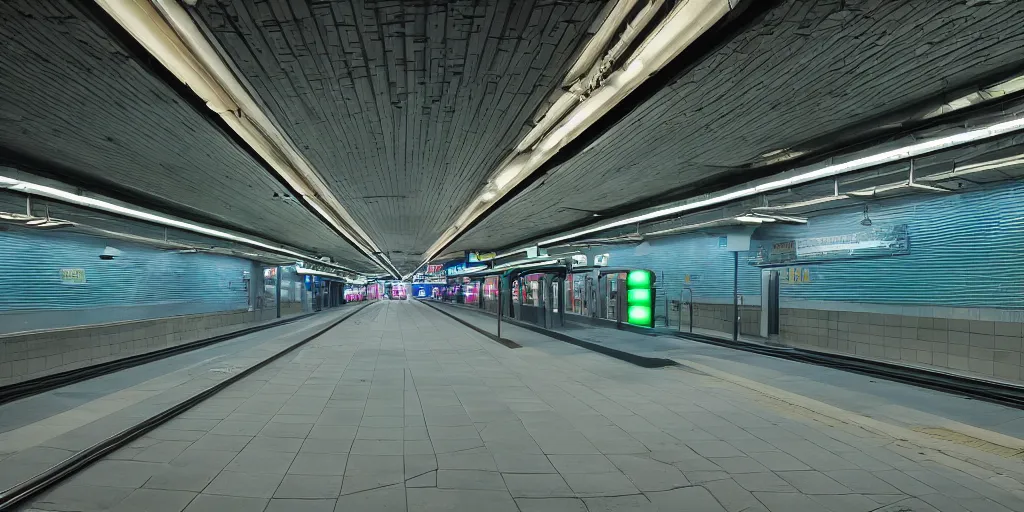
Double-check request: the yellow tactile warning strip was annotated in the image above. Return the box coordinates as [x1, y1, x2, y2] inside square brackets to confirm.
[913, 427, 1024, 459]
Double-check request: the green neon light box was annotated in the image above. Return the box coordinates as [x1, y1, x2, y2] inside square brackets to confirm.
[625, 270, 654, 327]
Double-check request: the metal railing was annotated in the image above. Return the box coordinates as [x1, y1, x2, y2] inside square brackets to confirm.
[678, 287, 694, 333]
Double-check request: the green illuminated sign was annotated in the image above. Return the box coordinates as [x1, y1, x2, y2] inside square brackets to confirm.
[627, 306, 652, 325]
[627, 270, 651, 288]
[626, 288, 651, 306]
[625, 269, 655, 327]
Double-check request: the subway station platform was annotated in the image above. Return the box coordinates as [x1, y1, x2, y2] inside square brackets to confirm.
[8, 300, 1024, 512]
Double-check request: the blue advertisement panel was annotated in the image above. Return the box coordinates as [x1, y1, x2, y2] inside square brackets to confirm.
[411, 283, 444, 299]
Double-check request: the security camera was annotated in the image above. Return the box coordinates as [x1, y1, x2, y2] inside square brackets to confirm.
[100, 246, 122, 260]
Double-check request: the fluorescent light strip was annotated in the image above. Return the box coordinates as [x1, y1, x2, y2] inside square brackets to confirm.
[0, 175, 360, 274]
[419, 0, 732, 269]
[97, 0, 396, 277]
[538, 116, 1024, 246]
[296, 267, 346, 279]
[504, 259, 560, 271]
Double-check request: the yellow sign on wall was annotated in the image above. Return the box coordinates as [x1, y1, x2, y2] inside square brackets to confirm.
[60, 268, 86, 284]
[784, 267, 811, 284]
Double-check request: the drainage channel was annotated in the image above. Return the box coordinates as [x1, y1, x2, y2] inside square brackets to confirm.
[0, 301, 376, 511]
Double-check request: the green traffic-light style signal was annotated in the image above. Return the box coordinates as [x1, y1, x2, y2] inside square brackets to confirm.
[625, 269, 654, 327]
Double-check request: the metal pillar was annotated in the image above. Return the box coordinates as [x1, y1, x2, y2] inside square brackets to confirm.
[497, 277, 502, 339]
[276, 266, 282, 318]
[558, 276, 565, 327]
[732, 252, 739, 341]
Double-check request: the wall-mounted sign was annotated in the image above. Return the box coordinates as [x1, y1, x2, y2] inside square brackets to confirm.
[683, 273, 703, 285]
[60, 268, 86, 285]
[782, 267, 811, 284]
[467, 251, 497, 263]
[750, 224, 909, 266]
[571, 254, 588, 266]
[593, 254, 610, 267]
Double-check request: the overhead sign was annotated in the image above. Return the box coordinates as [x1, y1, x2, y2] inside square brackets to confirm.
[443, 261, 485, 276]
[60, 268, 86, 285]
[467, 251, 497, 263]
[426, 264, 444, 274]
[750, 224, 908, 266]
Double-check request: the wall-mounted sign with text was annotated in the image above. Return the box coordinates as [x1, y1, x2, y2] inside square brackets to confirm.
[60, 268, 86, 285]
[782, 267, 811, 284]
[749, 224, 909, 266]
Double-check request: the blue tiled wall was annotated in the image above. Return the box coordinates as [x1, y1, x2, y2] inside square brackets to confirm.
[0, 229, 251, 313]
[585, 181, 1024, 310]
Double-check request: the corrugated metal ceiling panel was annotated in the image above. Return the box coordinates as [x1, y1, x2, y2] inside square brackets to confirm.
[453, 0, 1024, 254]
[0, 0, 377, 272]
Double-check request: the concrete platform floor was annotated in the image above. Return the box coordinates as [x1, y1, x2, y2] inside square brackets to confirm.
[0, 305, 362, 491]
[21, 300, 1024, 511]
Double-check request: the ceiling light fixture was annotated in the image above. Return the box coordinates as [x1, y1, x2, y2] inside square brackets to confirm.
[535, 115, 1024, 246]
[96, 0, 397, 278]
[918, 154, 1024, 182]
[420, 0, 734, 268]
[0, 174, 363, 275]
[924, 74, 1024, 120]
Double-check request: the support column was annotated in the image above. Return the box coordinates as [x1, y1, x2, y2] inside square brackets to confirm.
[733, 252, 739, 341]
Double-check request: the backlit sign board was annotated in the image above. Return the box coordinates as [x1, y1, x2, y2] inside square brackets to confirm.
[626, 269, 655, 328]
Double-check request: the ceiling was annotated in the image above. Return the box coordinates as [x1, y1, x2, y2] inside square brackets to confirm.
[189, 0, 606, 272]
[450, 0, 1024, 254]
[0, 0, 377, 272]
[3, 0, 1024, 276]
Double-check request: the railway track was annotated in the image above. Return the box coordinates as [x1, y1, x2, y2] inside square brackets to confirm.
[0, 301, 375, 511]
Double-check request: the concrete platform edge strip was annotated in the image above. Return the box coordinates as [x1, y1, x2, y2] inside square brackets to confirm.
[674, 330, 1024, 410]
[0, 301, 376, 512]
[423, 300, 677, 369]
[0, 311, 320, 406]
[417, 299, 522, 349]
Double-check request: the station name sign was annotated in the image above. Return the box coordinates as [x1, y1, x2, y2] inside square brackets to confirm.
[749, 224, 909, 266]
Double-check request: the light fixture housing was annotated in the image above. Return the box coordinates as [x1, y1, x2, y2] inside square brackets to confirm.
[0, 173, 366, 275]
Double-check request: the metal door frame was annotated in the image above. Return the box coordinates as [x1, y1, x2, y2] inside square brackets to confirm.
[760, 269, 780, 338]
